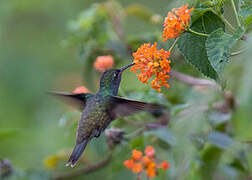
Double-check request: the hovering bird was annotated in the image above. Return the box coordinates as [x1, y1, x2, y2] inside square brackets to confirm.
[50, 63, 163, 167]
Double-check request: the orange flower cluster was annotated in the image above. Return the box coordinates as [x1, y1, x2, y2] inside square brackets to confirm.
[124, 146, 170, 178]
[73, 86, 89, 94]
[94, 55, 114, 72]
[131, 42, 171, 92]
[162, 4, 194, 41]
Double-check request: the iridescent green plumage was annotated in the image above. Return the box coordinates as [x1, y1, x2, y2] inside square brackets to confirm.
[50, 63, 163, 167]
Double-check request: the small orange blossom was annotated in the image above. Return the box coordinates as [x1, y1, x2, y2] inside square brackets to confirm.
[131, 42, 171, 92]
[145, 146, 155, 157]
[159, 161, 171, 170]
[142, 156, 152, 166]
[132, 150, 143, 161]
[132, 163, 143, 173]
[73, 86, 89, 94]
[94, 55, 114, 72]
[146, 161, 156, 178]
[162, 4, 194, 41]
[123, 146, 171, 178]
[124, 159, 134, 169]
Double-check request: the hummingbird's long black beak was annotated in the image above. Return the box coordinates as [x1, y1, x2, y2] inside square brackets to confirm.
[120, 63, 135, 72]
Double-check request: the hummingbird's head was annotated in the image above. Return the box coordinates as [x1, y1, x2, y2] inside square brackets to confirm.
[99, 63, 134, 95]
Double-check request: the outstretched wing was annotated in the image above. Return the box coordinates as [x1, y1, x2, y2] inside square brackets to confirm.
[108, 96, 165, 119]
[48, 91, 94, 111]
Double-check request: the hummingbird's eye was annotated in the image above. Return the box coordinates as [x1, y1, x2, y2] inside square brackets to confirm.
[113, 72, 118, 77]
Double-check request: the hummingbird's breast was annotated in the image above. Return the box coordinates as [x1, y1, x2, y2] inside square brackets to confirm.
[76, 95, 112, 143]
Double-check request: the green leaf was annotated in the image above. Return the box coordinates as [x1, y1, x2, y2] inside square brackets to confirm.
[239, 7, 252, 27]
[178, 11, 225, 79]
[191, 8, 212, 23]
[69, 3, 111, 43]
[208, 111, 231, 127]
[206, 131, 233, 149]
[171, 104, 190, 116]
[240, 0, 252, 8]
[205, 27, 244, 74]
[199, 145, 223, 180]
[129, 136, 144, 150]
[144, 127, 175, 145]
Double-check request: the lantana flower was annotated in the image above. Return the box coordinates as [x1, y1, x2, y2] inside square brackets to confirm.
[94, 55, 114, 72]
[132, 149, 143, 160]
[131, 42, 171, 92]
[123, 146, 171, 178]
[162, 4, 194, 41]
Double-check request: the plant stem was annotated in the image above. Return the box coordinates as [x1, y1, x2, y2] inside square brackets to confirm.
[188, 28, 209, 37]
[53, 152, 113, 180]
[230, 48, 247, 56]
[170, 69, 219, 87]
[220, 15, 236, 32]
[210, 9, 235, 32]
[124, 127, 145, 139]
[168, 38, 179, 52]
[230, 0, 241, 27]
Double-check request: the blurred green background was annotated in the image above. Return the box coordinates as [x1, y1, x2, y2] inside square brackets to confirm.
[0, 0, 251, 179]
[0, 0, 173, 172]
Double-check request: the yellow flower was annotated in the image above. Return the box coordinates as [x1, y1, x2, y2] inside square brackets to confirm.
[43, 155, 60, 170]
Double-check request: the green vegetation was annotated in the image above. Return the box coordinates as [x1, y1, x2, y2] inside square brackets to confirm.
[0, 0, 251, 179]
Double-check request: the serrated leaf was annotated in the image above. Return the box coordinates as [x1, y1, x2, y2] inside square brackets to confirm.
[178, 11, 225, 79]
[206, 131, 233, 149]
[205, 28, 244, 74]
[144, 127, 175, 145]
[239, 7, 252, 27]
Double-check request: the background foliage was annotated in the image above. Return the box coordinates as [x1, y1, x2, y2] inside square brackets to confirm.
[0, 0, 251, 179]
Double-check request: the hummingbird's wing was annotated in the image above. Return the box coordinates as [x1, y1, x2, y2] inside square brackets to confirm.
[109, 96, 164, 119]
[48, 91, 94, 111]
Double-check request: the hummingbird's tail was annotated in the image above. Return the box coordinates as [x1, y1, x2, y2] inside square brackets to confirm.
[66, 139, 89, 168]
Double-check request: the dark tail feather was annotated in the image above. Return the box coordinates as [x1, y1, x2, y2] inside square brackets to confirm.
[66, 139, 89, 167]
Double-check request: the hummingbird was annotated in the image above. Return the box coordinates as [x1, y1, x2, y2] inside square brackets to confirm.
[50, 63, 163, 167]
